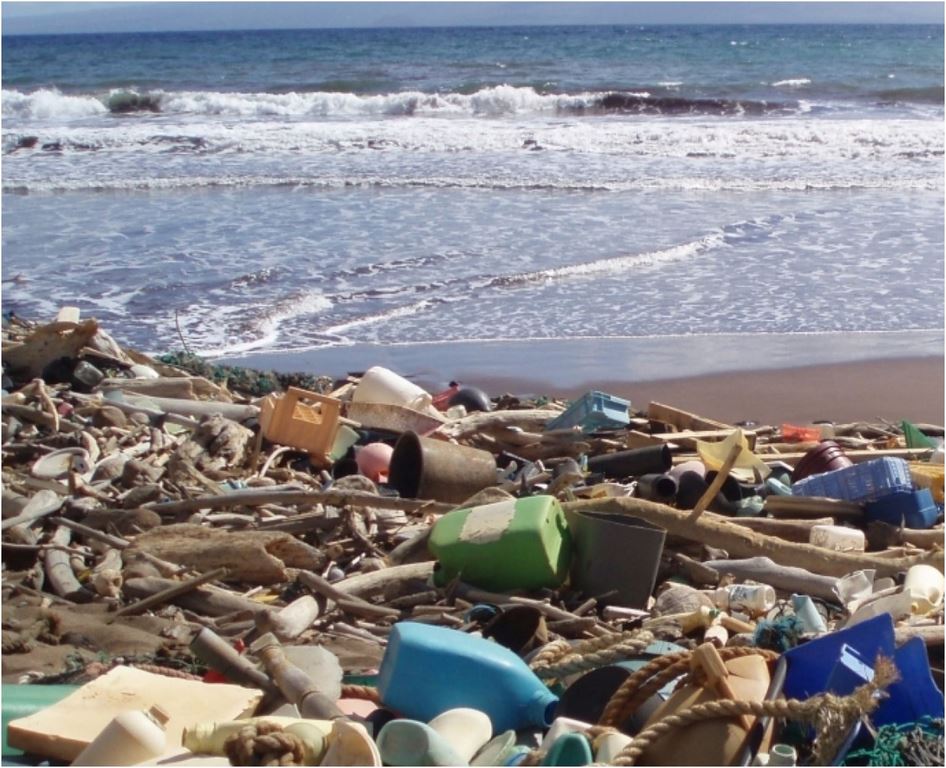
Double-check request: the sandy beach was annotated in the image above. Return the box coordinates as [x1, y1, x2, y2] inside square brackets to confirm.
[219, 332, 944, 426]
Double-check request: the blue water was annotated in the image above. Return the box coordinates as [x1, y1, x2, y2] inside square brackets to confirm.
[2, 24, 943, 374]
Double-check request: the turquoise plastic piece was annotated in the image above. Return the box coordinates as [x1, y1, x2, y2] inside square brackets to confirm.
[2, 684, 79, 757]
[540, 733, 593, 766]
[545, 391, 629, 434]
[377, 623, 558, 733]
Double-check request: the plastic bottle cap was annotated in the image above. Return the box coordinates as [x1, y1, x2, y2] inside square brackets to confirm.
[147, 705, 171, 727]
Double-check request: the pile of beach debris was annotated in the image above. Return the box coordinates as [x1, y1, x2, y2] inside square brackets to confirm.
[2, 311, 943, 767]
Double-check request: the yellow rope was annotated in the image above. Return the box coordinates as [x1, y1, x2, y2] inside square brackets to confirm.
[223, 722, 305, 767]
[598, 647, 779, 727]
[609, 656, 899, 766]
[529, 630, 655, 681]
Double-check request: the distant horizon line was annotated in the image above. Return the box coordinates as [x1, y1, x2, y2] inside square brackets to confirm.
[4, 19, 942, 37]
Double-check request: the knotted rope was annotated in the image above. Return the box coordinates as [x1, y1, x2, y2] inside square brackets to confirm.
[223, 722, 305, 767]
[609, 656, 899, 766]
[529, 629, 655, 681]
[598, 646, 780, 727]
[340, 683, 382, 703]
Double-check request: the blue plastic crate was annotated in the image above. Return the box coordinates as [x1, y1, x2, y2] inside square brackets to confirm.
[865, 488, 939, 529]
[791, 457, 912, 503]
[546, 391, 630, 434]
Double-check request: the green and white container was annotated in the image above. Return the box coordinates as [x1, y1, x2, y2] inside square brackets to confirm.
[429, 495, 572, 591]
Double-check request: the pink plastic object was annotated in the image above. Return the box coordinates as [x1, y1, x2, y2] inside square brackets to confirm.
[432, 383, 461, 411]
[781, 424, 822, 443]
[356, 443, 393, 483]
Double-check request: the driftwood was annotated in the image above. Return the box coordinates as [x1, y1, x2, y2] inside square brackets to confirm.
[452, 582, 613, 637]
[332, 561, 436, 600]
[895, 623, 945, 647]
[562, 497, 944, 579]
[131, 523, 325, 584]
[867, 522, 945, 551]
[123, 394, 258, 422]
[109, 567, 229, 622]
[122, 577, 273, 617]
[100, 375, 234, 402]
[1, 490, 64, 531]
[702, 557, 841, 603]
[714, 515, 836, 543]
[254, 595, 321, 641]
[147, 488, 454, 518]
[647, 401, 730, 432]
[42, 526, 92, 603]
[439, 409, 564, 440]
[297, 570, 401, 620]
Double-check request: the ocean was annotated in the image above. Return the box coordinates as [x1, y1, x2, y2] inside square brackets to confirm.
[2, 24, 943, 384]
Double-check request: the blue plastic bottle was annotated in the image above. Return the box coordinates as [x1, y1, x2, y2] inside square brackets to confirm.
[377, 623, 558, 733]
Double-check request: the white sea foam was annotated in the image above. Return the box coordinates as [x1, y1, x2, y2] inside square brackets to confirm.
[772, 78, 812, 88]
[2, 88, 107, 119]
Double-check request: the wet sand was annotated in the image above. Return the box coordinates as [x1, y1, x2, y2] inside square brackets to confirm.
[220, 336, 944, 425]
[474, 356, 945, 426]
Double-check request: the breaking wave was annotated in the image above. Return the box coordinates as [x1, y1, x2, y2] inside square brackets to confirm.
[2, 85, 799, 120]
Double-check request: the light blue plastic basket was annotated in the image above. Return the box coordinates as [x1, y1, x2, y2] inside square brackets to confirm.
[791, 457, 912, 503]
[546, 391, 630, 433]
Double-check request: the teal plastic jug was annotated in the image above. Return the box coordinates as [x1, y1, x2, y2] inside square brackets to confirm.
[377, 623, 558, 733]
[429, 495, 572, 591]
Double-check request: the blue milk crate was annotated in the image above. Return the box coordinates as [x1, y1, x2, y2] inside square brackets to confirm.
[790, 457, 913, 503]
[545, 391, 630, 434]
[865, 488, 939, 529]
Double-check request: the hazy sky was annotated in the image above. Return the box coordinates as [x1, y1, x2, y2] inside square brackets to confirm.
[2, 1, 943, 35]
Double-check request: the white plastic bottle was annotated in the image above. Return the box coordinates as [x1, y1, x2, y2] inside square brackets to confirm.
[707, 584, 776, 616]
[71, 705, 169, 766]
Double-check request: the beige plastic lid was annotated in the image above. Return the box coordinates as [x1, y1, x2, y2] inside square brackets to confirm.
[147, 705, 171, 727]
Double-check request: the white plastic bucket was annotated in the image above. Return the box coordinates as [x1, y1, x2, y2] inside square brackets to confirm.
[352, 366, 432, 411]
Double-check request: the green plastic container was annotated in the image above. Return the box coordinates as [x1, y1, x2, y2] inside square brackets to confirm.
[2, 684, 80, 757]
[429, 495, 572, 591]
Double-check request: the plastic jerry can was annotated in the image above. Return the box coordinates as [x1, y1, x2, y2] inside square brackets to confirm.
[376, 622, 558, 733]
[428, 495, 572, 591]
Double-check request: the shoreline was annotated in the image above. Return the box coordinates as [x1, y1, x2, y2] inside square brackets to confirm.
[216, 331, 944, 425]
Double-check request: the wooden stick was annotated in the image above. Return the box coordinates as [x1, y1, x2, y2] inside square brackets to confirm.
[49, 517, 131, 550]
[690, 442, 743, 520]
[122, 576, 272, 617]
[1, 490, 64, 531]
[109, 566, 228, 621]
[710, 515, 836, 543]
[452, 582, 613, 637]
[146, 489, 454, 517]
[561, 497, 944, 579]
[42, 526, 91, 603]
[297, 570, 401, 620]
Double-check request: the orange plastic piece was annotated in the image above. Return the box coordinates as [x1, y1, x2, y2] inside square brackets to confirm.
[781, 423, 822, 443]
[259, 387, 341, 466]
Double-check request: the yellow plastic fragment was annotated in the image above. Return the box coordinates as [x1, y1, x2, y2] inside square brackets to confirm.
[696, 428, 771, 483]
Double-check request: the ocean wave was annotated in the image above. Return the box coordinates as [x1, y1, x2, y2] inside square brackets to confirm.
[5, 174, 940, 196]
[772, 78, 812, 88]
[317, 230, 730, 339]
[2, 84, 798, 120]
[873, 85, 945, 104]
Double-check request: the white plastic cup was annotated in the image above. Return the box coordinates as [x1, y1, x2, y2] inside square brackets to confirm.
[352, 366, 432, 411]
[904, 564, 945, 615]
[595, 732, 633, 764]
[428, 708, 493, 763]
[72, 706, 168, 765]
[809, 524, 865, 552]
